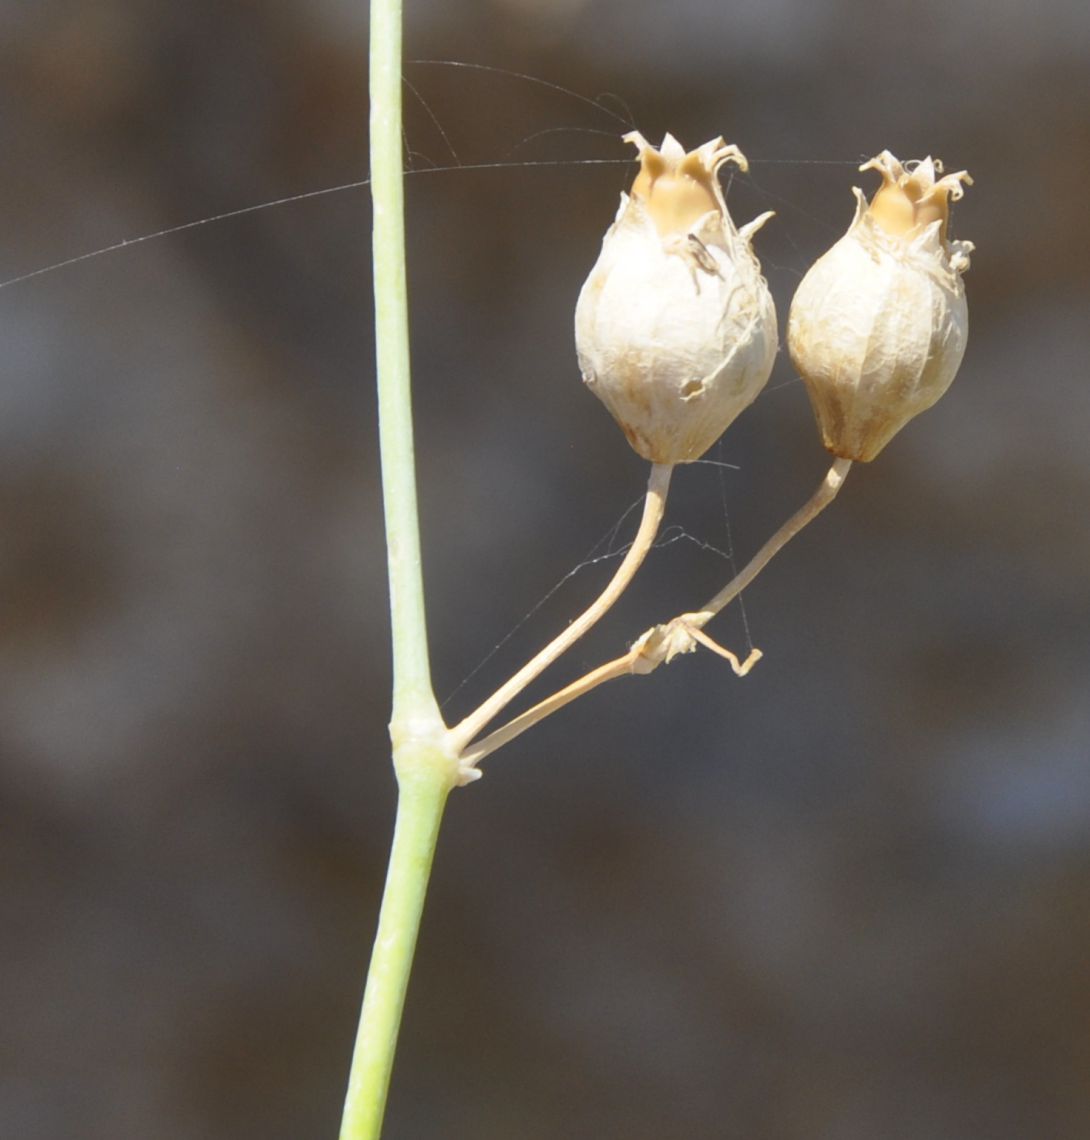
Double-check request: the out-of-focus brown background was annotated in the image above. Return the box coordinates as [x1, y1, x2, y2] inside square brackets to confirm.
[2, 1, 1088, 1137]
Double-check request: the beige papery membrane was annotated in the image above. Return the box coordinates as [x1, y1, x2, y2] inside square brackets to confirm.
[575, 132, 778, 464]
[788, 151, 973, 462]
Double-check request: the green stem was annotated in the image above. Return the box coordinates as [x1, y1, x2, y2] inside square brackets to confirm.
[339, 748, 455, 1140]
[338, 2, 458, 1137]
[369, 0, 440, 729]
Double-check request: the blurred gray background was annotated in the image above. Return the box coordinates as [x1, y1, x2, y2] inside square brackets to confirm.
[2, 1, 1089, 1137]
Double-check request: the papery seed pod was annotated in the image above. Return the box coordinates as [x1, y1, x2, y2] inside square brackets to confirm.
[574, 132, 778, 464]
[787, 150, 974, 462]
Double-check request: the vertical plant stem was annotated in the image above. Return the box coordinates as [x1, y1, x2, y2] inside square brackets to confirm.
[339, 2, 458, 1138]
[339, 750, 455, 1140]
[369, 0, 440, 729]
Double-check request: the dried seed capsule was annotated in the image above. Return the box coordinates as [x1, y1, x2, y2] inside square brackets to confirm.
[787, 151, 974, 462]
[575, 132, 778, 464]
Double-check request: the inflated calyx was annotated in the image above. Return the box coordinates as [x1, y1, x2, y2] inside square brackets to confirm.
[787, 151, 974, 462]
[575, 132, 778, 464]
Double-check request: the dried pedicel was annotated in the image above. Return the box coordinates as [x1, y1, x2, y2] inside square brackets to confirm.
[575, 132, 777, 464]
[788, 151, 974, 462]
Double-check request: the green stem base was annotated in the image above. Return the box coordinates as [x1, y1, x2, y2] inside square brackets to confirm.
[338, 745, 454, 1140]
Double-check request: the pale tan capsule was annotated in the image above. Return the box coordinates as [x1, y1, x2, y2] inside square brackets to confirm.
[575, 132, 777, 464]
[787, 151, 974, 462]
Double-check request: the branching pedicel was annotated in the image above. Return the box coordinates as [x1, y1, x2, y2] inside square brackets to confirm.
[454, 136, 974, 776]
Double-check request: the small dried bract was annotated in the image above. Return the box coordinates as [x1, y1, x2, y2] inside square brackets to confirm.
[787, 151, 974, 462]
[575, 132, 778, 464]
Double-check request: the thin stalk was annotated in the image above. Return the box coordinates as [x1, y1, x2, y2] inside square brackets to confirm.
[450, 462, 673, 756]
[339, 2, 457, 1138]
[684, 457, 852, 630]
[462, 458, 852, 765]
[461, 653, 635, 766]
